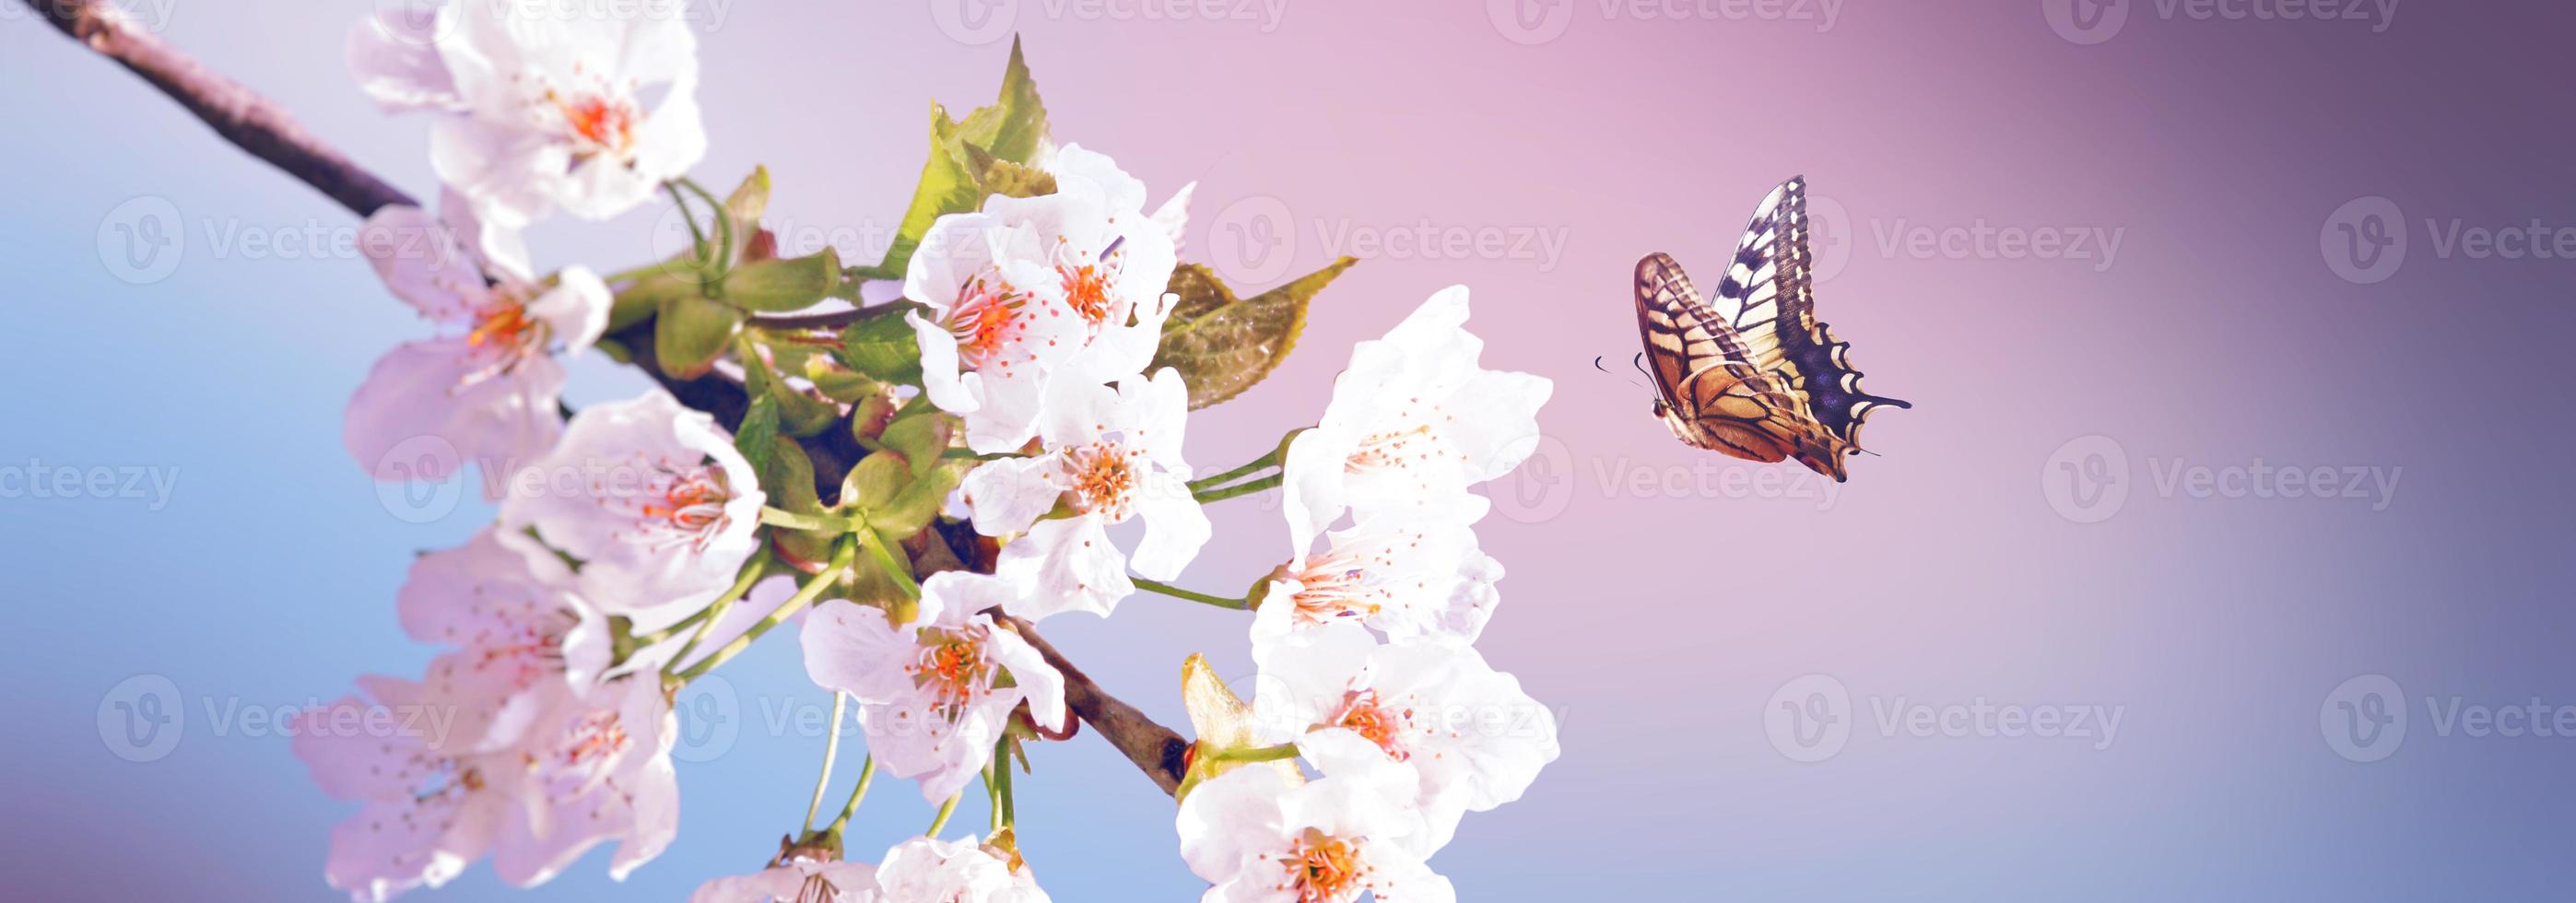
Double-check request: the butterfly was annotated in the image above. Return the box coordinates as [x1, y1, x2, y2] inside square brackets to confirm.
[1630, 176, 1909, 482]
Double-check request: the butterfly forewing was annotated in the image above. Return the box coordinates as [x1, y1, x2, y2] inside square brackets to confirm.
[1632, 252, 1752, 403]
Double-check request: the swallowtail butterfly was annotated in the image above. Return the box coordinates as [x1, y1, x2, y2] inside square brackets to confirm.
[1631, 176, 1909, 481]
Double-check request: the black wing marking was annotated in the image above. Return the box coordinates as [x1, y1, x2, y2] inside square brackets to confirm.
[1715, 176, 1911, 450]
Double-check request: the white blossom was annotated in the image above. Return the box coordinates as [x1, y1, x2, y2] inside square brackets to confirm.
[800, 572, 1067, 803]
[902, 147, 1181, 452]
[349, 0, 708, 226]
[1175, 766, 1453, 903]
[500, 391, 766, 630]
[346, 198, 606, 496]
[1280, 286, 1551, 551]
[960, 369, 1208, 619]
[1249, 622, 1559, 852]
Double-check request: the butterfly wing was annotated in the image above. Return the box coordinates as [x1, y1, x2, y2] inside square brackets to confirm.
[1712, 176, 1911, 457]
[1632, 252, 1806, 460]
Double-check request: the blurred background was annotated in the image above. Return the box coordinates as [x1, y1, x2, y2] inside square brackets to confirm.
[6, 1, 2573, 898]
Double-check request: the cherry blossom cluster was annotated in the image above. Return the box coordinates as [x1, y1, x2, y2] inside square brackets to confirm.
[297, 3, 1559, 901]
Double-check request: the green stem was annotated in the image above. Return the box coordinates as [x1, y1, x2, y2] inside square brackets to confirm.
[993, 733, 1016, 829]
[629, 604, 713, 648]
[1187, 453, 1277, 492]
[983, 767, 1003, 834]
[1193, 473, 1283, 504]
[759, 506, 860, 533]
[663, 546, 773, 674]
[824, 755, 876, 835]
[1187, 428, 1309, 490]
[665, 182, 709, 264]
[803, 692, 847, 830]
[676, 177, 735, 277]
[674, 539, 853, 684]
[856, 522, 920, 600]
[598, 260, 688, 287]
[924, 792, 961, 838]
[1133, 577, 1249, 611]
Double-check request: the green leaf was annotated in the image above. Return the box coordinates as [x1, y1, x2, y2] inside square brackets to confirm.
[738, 338, 842, 438]
[655, 294, 746, 380]
[608, 270, 697, 334]
[723, 248, 843, 312]
[725, 167, 771, 228]
[853, 40, 1052, 281]
[761, 441, 842, 570]
[806, 360, 884, 405]
[870, 461, 961, 537]
[838, 312, 925, 386]
[1151, 258, 1358, 409]
[879, 413, 958, 480]
[841, 452, 912, 513]
[964, 144, 1057, 201]
[735, 393, 780, 475]
[955, 39, 1049, 165]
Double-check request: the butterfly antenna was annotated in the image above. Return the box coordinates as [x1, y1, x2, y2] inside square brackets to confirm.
[1593, 355, 1647, 391]
[1630, 352, 1651, 380]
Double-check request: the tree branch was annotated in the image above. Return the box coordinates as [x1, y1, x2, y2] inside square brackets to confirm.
[24, 0, 412, 217]
[1008, 616, 1190, 794]
[28, 0, 1190, 798]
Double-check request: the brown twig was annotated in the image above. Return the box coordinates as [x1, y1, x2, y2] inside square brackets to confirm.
[25, 0, 412, 217]
[1008, 616, 1190, 794]
[28, 0, 1190, 797]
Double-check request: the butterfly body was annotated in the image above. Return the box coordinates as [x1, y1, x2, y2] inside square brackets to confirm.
[1632, 176, 1909, 482]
